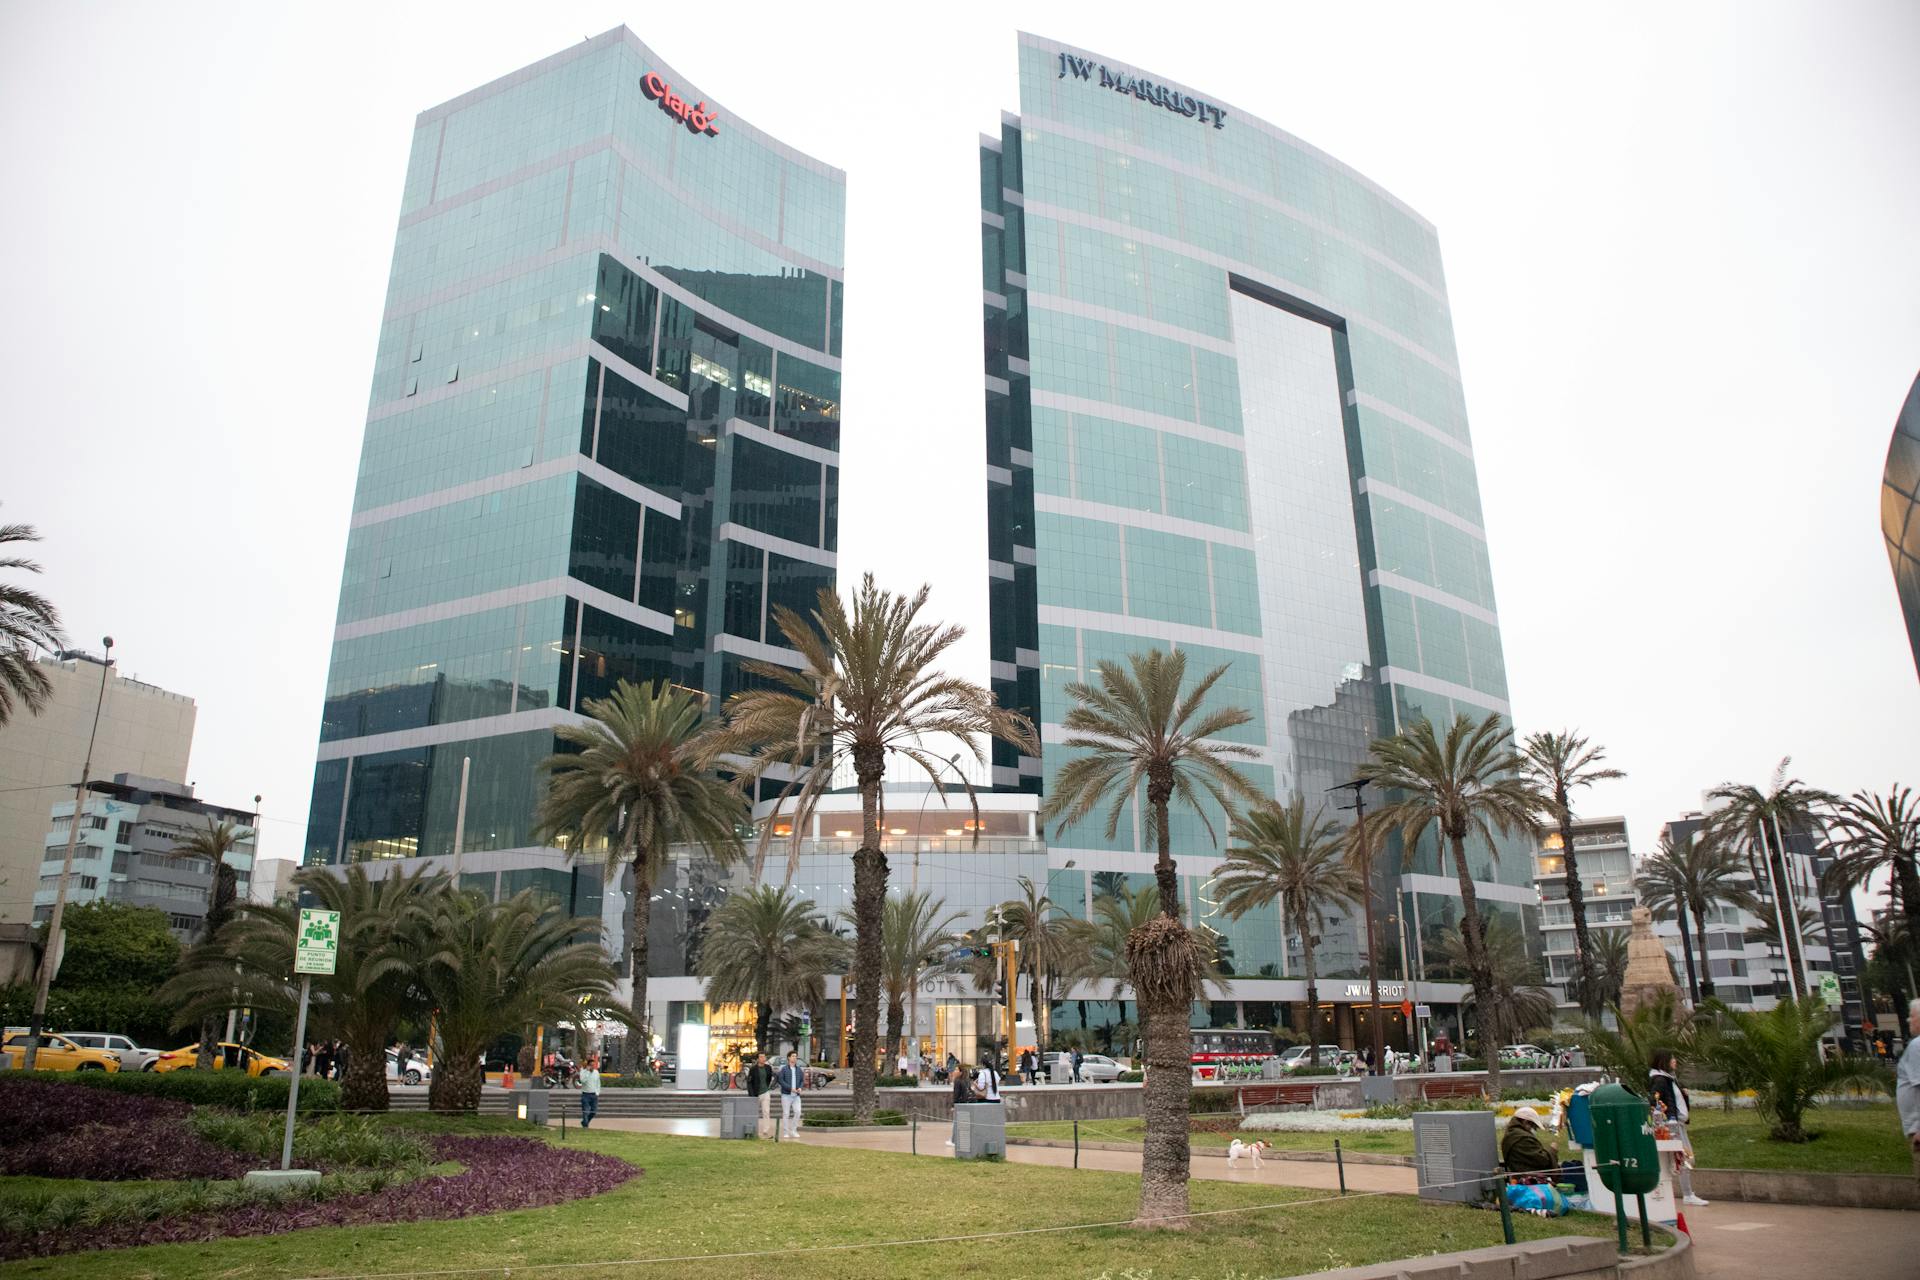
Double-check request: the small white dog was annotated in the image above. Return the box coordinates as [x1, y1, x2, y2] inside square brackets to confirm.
[1226, 1138, 1269, 1170]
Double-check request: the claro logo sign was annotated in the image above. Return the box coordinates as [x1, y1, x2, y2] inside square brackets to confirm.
[642, 72, 720, 138]
[1057, 52, 1227, 130]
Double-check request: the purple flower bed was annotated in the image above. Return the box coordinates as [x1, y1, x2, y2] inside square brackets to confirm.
[3, 1134, 640, 1260]
[0, 1080, 250, 1180]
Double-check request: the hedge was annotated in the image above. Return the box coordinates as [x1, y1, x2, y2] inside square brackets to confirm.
[0, 1069, 341, 1113]
[803, 1109, 907, 1128]
[602, 1073, 663, 1089]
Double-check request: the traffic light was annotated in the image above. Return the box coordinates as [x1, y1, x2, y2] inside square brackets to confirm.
[972, 945, 993, 958]
[995, 963, 1010, 1005]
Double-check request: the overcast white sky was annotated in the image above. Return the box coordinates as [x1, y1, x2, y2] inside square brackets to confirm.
[3, 1, 1917, 880]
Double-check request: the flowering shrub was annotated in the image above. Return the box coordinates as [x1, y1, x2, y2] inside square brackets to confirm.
[1, 1134, 638, 1260]
[1239, 1108, 1414, 1135]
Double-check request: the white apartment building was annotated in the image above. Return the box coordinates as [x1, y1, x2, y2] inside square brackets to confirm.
[1532, 816, 1638, 1011]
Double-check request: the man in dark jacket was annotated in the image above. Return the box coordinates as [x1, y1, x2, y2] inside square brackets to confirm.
[1501, 1107, 1558, 1173]
[745, 1052, 774, 1136]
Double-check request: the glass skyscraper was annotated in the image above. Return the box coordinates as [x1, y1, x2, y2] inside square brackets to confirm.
[302, 29, 844, 953]
[983, 35, 1530, 1041]
[1884, 370, 1920, 681]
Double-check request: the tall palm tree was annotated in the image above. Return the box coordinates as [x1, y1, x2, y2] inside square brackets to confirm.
[1520, 731, 1625, 1018]
[1708, 760, 1840, 993]
[165, 819, 248, 1071]
[420, 889, 621, 1113]
[988, 877, 1081, 1055]
[0, 518, 62, 725]
[159, 865, 443, 1110]
[700, 885, 846, 1053]
[1359, 712, 1539, 1095]
[1568, 925, 1631, 1012]
[876, 890, 964, 1063]
[1635, 830, 1756, 1002]
[717, 574, 1035, 1121]
[1214, 797, 1363, 1068]
[534, 679, 748, 1075]
[1823, 785, 1920, 943]
[1429, 914, 1555, 1054]
[1039, 648, 1258, 1229]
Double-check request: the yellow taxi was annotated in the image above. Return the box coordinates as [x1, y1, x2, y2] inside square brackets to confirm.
[1, 1031, 122, 1072]
[153, 1041, 290, 1076]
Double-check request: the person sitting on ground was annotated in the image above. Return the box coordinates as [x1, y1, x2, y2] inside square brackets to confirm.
[1501, 1106, 1559, 1173]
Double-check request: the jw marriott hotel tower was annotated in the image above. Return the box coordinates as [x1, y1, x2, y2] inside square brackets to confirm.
[302, 30, 845, 944]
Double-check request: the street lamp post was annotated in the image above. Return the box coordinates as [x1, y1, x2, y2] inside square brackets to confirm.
[23, 637, 114, 1071]
[1329, 776, 1389, 1074]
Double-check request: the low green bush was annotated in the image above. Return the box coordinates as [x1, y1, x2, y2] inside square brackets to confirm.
[875, 1075, 919, 1088]
[602, 1073, 662, 1088]
[1117, 1069, 1143, 1082]
[1450, 1057, 1485, 1072]
[1190, 1089, 1241, 1114]
[188, 1110, 431, 1170]
[3, 1070, 339, 1113]
[802, 1109, 907, 1127]
[1284, 1066, 1340, 1078]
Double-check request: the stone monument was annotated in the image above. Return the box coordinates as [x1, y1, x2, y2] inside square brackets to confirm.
[1617, 905, 1680, 1018]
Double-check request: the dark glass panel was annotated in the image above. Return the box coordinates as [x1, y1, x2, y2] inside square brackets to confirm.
[596, 368, 686, 492]
[723, 540, 764, 640]
[343, 747, 431, 863]
[639, 509, 683, 617]
[303, 760, 347, 865]
[572, 603, 675, 709]
[738, 339, 773, 427]
[730, 436, 822, 547]
[655, 298, 696, 393]
[591, 255, 657, 372]
[765, 551, 831, 631]
[569, 477, 641, 599]
[772, 353, 840, 449]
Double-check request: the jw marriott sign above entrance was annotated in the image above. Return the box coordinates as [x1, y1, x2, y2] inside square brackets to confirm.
[1057, 52, 1228, 130]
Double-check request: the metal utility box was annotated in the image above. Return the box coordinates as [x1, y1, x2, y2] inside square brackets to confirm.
[952, 1102, 1006, 1158]
[1051, 1059, 1071, 1084]
[1413, 1110, 1498, 1202]
[719, 1095, 759, 1139]
[1361, 1074, 1397, 1104]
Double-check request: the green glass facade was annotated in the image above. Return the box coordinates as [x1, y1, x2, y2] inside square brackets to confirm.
[984, 35, 1534, 997]
[303, 29, 844, 926]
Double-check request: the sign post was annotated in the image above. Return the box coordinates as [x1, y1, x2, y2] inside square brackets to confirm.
[281, 908, 340, 1170]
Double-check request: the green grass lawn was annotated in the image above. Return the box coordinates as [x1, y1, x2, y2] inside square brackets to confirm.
[1687, 1103, 1911, 1176]
[0, 1123, 1621, 1280]
[1009, 1118, 1417, 1158]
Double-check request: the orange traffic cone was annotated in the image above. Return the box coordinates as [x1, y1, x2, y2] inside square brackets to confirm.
[1675, 1210, 1689, 1237]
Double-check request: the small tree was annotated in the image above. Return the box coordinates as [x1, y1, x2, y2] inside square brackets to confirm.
[877, 890, 965, 1063]
[1701, 996, 1886, 1141]
[698, 885, 846, 1053]
[1578, 989, 1696, 1088]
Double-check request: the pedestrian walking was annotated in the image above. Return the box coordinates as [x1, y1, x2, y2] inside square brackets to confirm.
[577, 1054, 602, 1127]
[335, 1041, 351, 1081]
[947, 1060, 975, 1147]
[746, 1052, 774, 1137]
[1897, 998, 1920, 1183]
[778, 1050, 806, 1138]
[395, 1043, 411, 1081]
[1071, 1048, 1084, 1083]
[1649, 1049, 1708, 1207]
[316, 1041, 334, 1080]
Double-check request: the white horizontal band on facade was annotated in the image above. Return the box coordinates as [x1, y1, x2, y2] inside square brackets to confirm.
[1012, 544, 1036, 564]
[985, 289, 1008, 310]
[1035, 493, 1254, 549]
[1368, 570, 1498, 629]
[981, 209, 1006, 229]
[710, 631, 807, 669]
[985, 374, 1011, 395]
[1007, 356, 1030, 376]
[335, 576, 673, 644]
[1005, 271, 1028, 290]
[714, 522, 835, 568]
[1379, 665, 1511, 714]
[1022, 198, 1460, 384]
[1398, 872, 1537, 907]
[1355, 478, 1486, 542]
[1009, 447, 1034, 468]
[1035, 605, 1262, 655]
[1350, 392, 1474, 461]
[723, 416, 839, 468]
[1029, 390, 1246, 453]
[990, 660, 1019, 681]
[1028, 291, 1237, 358]
[316, 706, 588, 762]
[986, 464, 1014, 485]
[988, 559, 1015, 580]
[350, 453, 684, 533]
[1014, 647, 1041, 666]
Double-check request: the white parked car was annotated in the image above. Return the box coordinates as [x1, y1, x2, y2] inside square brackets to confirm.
[386, 1049, 431, 1085]
[1044, 1051, 1123, 1082]
[1277, 1044, 1345, 1071]
[61, 1032, 161, 1071]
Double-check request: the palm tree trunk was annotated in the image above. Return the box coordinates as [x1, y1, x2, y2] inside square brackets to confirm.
[885, 994, 904, 1067]
[1133, 794, 1191, 1229]
[1029, 964, 1047, 1059]
[1674, 902, 1700, 1004]
[1691, 902, 1715, 999]
[849, 748, 887, 1122]
[1558, 796, 1600, 1019]
[430, 1047, 483, 1114]
[1301, 904, 1321, 1068]
[1892, 857, 1920, 960]
[1761, 827, 1807, 988]
[341, 1035, 390, 1111]
[196, 1014, 219, 1071]
[625, 845, 653, 1077]
[755, 1001, 772, 1055]
[1446, 832, 1501, 1096]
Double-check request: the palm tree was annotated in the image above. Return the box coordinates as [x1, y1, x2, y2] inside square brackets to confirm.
[985, 877, 1082, 1056]
[1520, 731, 1625, 1018]
[165, 819, 248, 1070]
[699, 885, 846, 1053]
[1066, 884, 1219, 1048]
[420, 889, 621, 1113]
[1039, 648, 1259, 1229]
[1702, 996, 1886, 1142]
[1636, 829, 1757, 1002]
[1823, 785, 1920, 943]
[1429, 914, 1555, 1055]
[1708, 760, 1841, 993]
[716, 574, 1035, 1121]
[877, 890, 964, 1063]
[1360, 712, 1539, 1095]
[0, 518, 62, 725]
[159, 865, 443, 1110]
[1214, 797, 1363, 1068]
[1569, 926, 1631, 1012]
[1744, 905, 1826, 955]
[1578, 988, 1696, 1088]
[534, 679, 748, 1075]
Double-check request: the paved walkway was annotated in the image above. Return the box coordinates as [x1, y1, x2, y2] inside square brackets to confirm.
[588, 1117, 1919, 1273]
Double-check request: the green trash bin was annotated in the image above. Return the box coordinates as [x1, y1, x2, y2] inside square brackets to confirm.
[1587, 1083, 1660, 1251]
